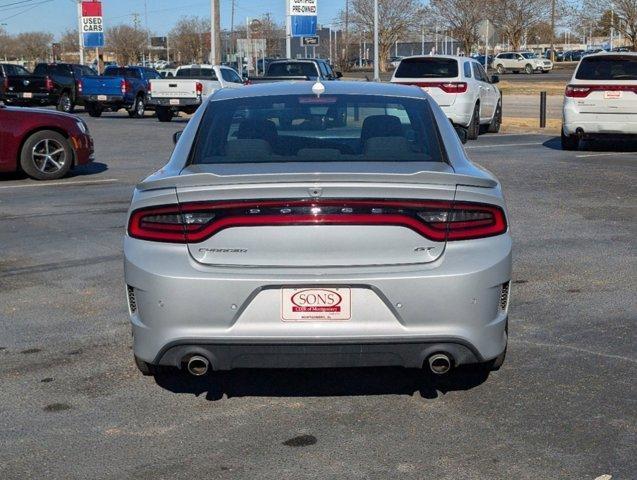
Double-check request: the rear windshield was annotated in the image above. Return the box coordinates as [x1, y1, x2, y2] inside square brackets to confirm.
[267, 62, 318, 77]
[576, 55, 637, 80]
[176, 68, 218, 79]
[105, 67, 140, 78]
[190, 94, 445, 164]
[395, 58, 458, 78]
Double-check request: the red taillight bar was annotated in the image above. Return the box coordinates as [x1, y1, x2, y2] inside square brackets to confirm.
[565, 84, 637, 98]
[195, 81, 203, 95]
[121, 79, 131, 95]
[128, 199, 507, 244]
[45, 76, 54, 91]
[398, 81, 468, 94]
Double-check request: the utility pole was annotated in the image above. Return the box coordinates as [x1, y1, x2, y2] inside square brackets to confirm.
[230, 0, 236, 57]
[610, 4, 615, 50]
[373, 0, 379, 81]
[77, 0, 84, 65]
[285, 0, 291, 58]
[549, 0, 556, 61]
[211, 0, 221, 64]
[345, 0, 349, 70]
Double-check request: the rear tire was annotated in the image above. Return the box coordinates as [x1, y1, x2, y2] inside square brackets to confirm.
[19, 130, 73, 181]
[86, 102, 103, 118]
[467, 103, 480, 140]
[487, 99, 502, 133]
[56, 92, 74, 113]
[561, 128, 579, 150]
[156, 107, 174, 122]
[134, 356, 156, 376]
[128, 95, 145, 118]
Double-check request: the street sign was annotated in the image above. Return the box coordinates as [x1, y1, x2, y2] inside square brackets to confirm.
[289, 0, 317, 37]
[301, 36, 319, 47]
[81, 1, 104, 48]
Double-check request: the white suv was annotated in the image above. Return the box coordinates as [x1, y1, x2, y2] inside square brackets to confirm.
[562, 52, 637, 149]
[391, 56, 502, 140]
[493, 52, 553, 74]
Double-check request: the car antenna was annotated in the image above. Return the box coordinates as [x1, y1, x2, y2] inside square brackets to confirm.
[312, 80, 325, 97]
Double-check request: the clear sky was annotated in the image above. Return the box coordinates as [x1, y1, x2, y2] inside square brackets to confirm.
[0, 0, 343, 37]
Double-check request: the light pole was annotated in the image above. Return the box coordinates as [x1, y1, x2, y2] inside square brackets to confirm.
[76, 0, 84, 65]
[373, 0, 379, 81]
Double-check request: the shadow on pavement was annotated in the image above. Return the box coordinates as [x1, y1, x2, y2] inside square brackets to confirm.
[543, 136, 637, 152]
[153, 365, 491, 401]
[69, 162, 109, 177]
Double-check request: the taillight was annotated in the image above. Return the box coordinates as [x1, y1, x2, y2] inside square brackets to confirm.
[402, 82, 468, 94]
[148, 81, 152, 93]
[565, 84, 637, 98]
[76, 79, 83, 93]
[565, 85, 592, 98]
[121, 79, 131, 94]
[2, 76, 7, 90]
[45, 76, 54, 91]
[128, 199, 507, 244]
[195, 81, 203, 95]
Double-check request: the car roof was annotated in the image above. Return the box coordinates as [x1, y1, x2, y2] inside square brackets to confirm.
[209, 80, 429, 102]
[398, 55, 469, 62]
[588, 51, 637, 56]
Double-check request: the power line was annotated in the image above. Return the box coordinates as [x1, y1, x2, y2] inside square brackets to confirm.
[0, 0, 51, 21]
[0, 0, 44, 11]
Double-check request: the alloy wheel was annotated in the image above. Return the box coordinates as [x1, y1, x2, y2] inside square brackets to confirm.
[31, 138, 67, 173]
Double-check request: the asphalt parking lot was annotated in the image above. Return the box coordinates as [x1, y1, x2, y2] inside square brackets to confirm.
[1, 110, 635, 479]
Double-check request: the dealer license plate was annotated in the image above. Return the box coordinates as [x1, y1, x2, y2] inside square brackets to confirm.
[281, 288, 351, 321]
[604, 91, 622, 99]
[97, 95, 107, 101]
[169, 99, 180, 105]
[22, 93, 32, 98]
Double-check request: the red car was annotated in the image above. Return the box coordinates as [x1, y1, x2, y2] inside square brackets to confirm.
[0, 104, 94, 180]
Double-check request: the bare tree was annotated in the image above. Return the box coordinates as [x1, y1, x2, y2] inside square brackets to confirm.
[0, 27, 16, 60]
[428, 0, 483, 54]
[348, 0, 425, 71]
[576, 0, 637, 49]
[15, 32, 53, 62]
[169, 17, 210, 64]
[488, 0, 552, 51]
[106, 24, 148, 65]
[60, 28, 80, 54]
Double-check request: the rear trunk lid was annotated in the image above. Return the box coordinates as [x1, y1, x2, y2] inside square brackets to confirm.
[139, 163, 497, 269]
[150, 79, 205, 99]
[80, 76, 124, 96]
[6, 75, 48, 94]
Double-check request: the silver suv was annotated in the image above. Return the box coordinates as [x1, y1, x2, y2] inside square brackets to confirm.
[124, 81, 511, 378]
[493, 52, 553, 74]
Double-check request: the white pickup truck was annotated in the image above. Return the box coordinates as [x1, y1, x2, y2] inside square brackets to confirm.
[147, 65, 244, 122]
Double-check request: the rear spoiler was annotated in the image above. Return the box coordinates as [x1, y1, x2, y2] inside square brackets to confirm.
[137, 169, 497, 191]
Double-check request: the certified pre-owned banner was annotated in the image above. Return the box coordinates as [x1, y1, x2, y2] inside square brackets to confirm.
[289, 0, 317, 37]
[82, 1, 104, 48]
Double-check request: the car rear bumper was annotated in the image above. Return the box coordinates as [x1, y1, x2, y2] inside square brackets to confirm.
[81, 94, 131, 106]
[3, 92, 53, 104]
[147, 97, 202, 109]
[563, 105, 637, 134]
[156, 339, 484, 370]
[124, 234, 512, 369]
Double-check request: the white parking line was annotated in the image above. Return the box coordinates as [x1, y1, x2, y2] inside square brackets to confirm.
[0, 178, 119, 190]
[576, 151, 637, 158]
[465, 142, 543, 150]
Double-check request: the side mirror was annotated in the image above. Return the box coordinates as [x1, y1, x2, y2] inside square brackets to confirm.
[490, 75, 500, 84]
[335, 71, 343, 78]
[173, 131, 183, 145]
[454, 124, 468, 144]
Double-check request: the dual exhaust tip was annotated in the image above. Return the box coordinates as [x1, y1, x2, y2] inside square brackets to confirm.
[185, 353, 452, 376]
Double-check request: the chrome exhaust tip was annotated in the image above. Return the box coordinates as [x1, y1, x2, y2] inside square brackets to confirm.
[186, 355, 210, 376]
[428, 353, 452, 375]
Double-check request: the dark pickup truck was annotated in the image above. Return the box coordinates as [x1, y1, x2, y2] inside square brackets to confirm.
[248, 59, 342, 84]
[78, 66, 162, 118]
[1, 63, 97, 113]
[0, 64, 33, 101]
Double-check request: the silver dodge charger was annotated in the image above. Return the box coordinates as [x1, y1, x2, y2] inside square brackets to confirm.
[125, 81, 511, 377]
